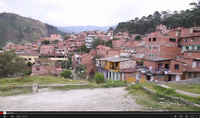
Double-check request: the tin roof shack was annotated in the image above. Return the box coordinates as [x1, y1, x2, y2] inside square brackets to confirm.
[31, 58, 62, 76]
[96, 56, 139, 83]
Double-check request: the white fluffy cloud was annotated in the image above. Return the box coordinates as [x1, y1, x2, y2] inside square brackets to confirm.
[0, 0, 193, 26]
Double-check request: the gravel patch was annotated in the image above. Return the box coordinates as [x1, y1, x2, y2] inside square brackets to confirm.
[0, 87, 142, 111]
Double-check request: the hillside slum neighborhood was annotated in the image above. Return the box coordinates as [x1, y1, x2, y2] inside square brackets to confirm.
[2, 24, 200, 83]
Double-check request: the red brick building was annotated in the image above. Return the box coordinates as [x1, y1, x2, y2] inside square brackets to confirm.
[40, 45, 56, 57]
[96, 45, 111, 57]
[143, 31, 181, 59]
[31, 59, 62, 76]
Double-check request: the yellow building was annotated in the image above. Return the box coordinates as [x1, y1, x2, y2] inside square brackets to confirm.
[96, 56, 139, 83]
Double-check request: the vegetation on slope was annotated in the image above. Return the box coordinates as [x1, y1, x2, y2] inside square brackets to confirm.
[115, 0, 200, 34]
[0, 12, 64, 48]
[127, 83, 200, 111]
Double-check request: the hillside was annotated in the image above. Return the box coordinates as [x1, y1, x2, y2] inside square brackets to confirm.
[58, 25, 116, 33]
[115, 1, 200, 34]
[0, 13, 64, 48]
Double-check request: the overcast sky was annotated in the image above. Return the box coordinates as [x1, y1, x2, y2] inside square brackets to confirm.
[0, 0, 195, 27]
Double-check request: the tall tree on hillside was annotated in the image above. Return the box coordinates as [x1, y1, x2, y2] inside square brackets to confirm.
[190, 0, 200, 9]
[0, 51, 27, 78]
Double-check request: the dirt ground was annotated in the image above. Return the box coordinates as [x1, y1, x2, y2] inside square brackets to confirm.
[0, 87, 142, 111]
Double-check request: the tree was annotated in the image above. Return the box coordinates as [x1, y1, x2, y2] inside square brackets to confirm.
[113, 38, 120, 40]
[64, 35, 70, 40]
[75, 64, 86, 78]
[41, 40, 50, 45]
[190, 0, 200, 9]
[60, 70, 72, 79]
[94, 72, 105, 84]
[108, 27, 114, 31]
[92, 38, 104, 49]
[134, 35, 141, 41]
[115, 1, 200, 34]
[0, 51, 27, 78]
[61, 56, 72, 69]
[76, 45, 90, 53]
[104, 40, 112, 48]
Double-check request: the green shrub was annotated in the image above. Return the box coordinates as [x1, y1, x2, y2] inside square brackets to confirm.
[127, 84, 142, 90]
[94, 72, 105, 84]
[103, 80, 126, 88]
[153, 85, 176, 96]
[60, 70, 72, 79]
[41, 40, 50, 45]
[24, 69, 32, 76]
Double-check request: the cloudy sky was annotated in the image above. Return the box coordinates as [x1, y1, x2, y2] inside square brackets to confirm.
[0, 0, 195, 27]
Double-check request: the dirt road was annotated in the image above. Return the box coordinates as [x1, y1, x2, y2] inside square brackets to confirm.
[0, 87, 142, 111]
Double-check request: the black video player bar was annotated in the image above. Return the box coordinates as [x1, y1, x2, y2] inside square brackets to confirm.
[1, 111, 200, 118]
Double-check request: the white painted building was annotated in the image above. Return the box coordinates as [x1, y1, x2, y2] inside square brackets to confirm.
[85, 35, 96, 48]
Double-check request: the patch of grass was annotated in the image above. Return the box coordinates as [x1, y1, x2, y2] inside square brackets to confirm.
[152, 85, 200, 105]
[127, 84, 200, 111]
[0, 76, 88, 96]
[166, 83, 200, 94]
[0, 86, 32, 96]
[141, 82, 200, 105]
[50, 83, 100, 90]
[0, 76, 85, 87]
[103, 80, 127, 88]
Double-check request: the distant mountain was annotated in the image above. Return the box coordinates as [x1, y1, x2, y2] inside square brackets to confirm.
[58, 25, 116, 33]
[0, 12, 64, 48]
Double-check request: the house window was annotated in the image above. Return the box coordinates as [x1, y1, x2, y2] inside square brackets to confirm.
[197, 45, 200, 50]
[174, 64, 179, 70]
[165, 64, 169, 69]
[153, 38, 156, 42]
[184, 39, 188, 42]
[186, 46, 189, 50]
[169, 38, 176, 42]
[189, 46, 192, 50]
[193, 29, 200, 33]
[149, 38, 151, 42]
[192, 45, 196, 50]
[168, 76, 172, 81]
[188, 72, 192, 78]
[158, 63, 163, 69]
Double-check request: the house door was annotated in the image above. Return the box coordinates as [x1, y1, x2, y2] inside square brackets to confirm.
[147, 76, 151, 81]
[168, 75, 172, 81]
[176, 75, 181, 81]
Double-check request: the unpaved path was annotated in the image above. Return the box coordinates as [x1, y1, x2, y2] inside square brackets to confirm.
[0, 87, 142, 111]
